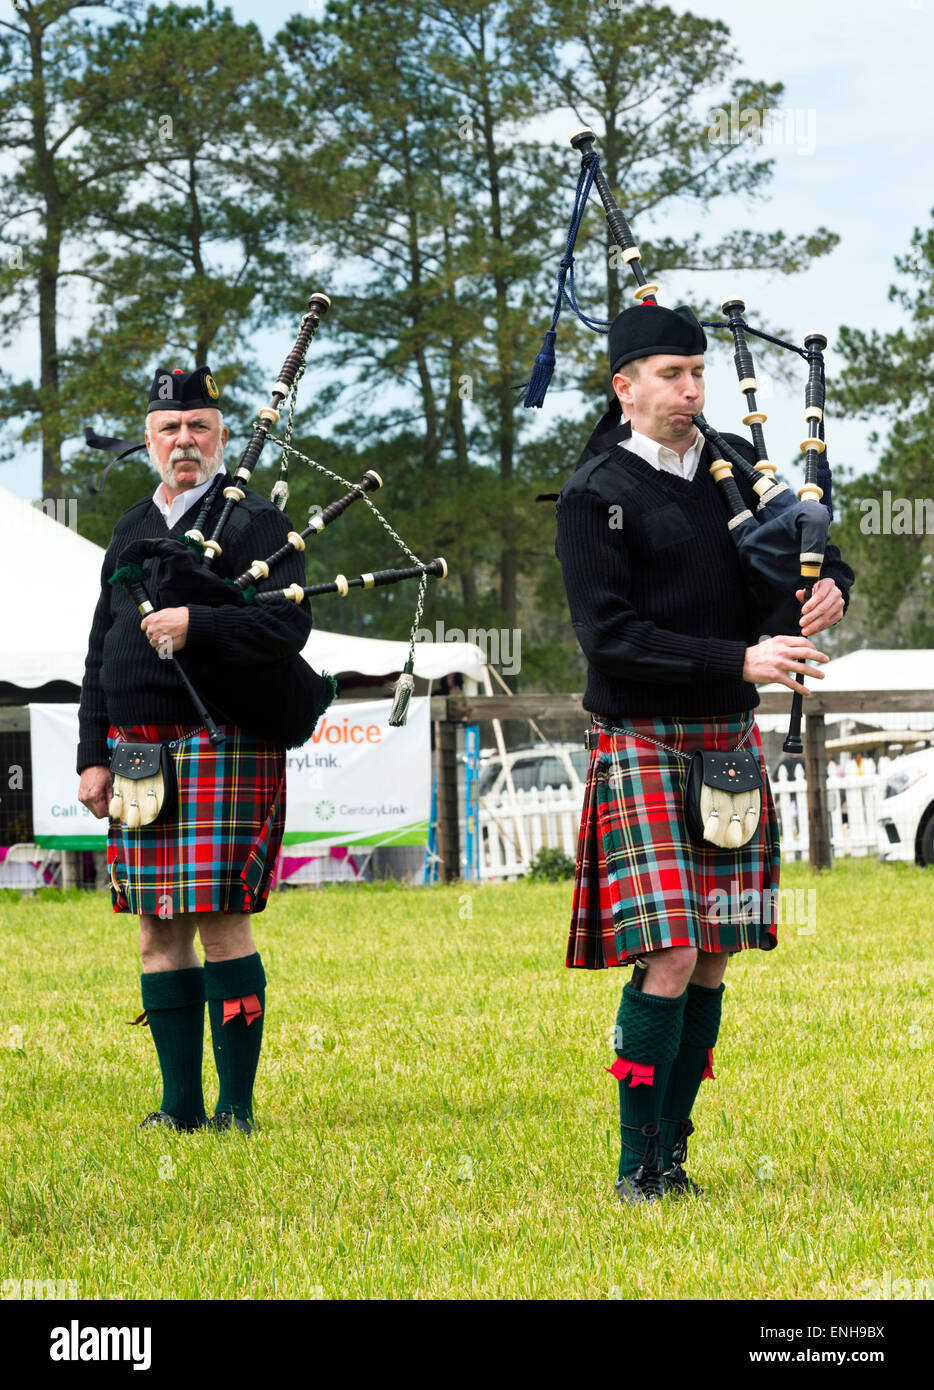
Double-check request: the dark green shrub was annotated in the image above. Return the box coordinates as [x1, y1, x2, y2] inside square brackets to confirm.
[528, 848, 576, 882]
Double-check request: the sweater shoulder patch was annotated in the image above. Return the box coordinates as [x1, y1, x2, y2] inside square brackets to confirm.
[558, 447, 640, 506]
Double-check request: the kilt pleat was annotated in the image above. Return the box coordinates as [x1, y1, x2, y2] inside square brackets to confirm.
[566, 712, 781, 969]
[106, 722, 286, 917]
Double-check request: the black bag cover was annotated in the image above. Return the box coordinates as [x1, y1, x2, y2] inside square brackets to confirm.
[117, 537, 335, 748]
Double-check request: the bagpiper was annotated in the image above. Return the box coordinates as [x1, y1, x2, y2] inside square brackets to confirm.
[77, 366, 329, 1136]
[554, 303, 855, 1203]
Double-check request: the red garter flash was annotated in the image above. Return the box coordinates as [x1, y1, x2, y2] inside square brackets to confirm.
[222, 993, 263, 1026]
[605, 1057, 655, 1087]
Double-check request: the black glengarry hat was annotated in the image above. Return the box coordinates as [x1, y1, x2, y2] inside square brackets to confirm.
[608, 303, 706, 374]
[147, 365, 221, 413]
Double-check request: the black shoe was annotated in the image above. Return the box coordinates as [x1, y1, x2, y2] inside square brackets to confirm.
[138, 1110, 206, 1133]
[614, 1164, 667, 1206]
[663, 1163, 704, 1198]
[660, 1117, 703, 1196]
[209, 1111, 253, 1136]
[616, 1120, 667, 1205]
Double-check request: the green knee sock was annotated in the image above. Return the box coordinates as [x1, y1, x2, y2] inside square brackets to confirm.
[139, 967, 206, 1125]
[612, 983, 687, 1180]
[659, 980, 724, 1170]
[205, 953, 267, 1124]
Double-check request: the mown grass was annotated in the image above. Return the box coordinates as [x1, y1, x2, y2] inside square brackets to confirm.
[0, 857, 931, 1300]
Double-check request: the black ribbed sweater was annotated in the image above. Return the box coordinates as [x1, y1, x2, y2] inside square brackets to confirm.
[77, 474, 312, 772]
[554, 420, 854, 719]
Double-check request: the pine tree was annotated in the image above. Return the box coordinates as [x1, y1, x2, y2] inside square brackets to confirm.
[832, 220, 934, 648]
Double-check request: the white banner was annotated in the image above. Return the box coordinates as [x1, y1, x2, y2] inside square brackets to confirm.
[30, 703, 106, 848]
[282, 697, 430, 848]
[30, 698, 431, 851]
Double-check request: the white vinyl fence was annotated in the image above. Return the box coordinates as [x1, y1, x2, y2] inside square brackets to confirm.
[478, 785, 584, 880]
[772, 759, 891, 862]
[477, 760, 891, 880]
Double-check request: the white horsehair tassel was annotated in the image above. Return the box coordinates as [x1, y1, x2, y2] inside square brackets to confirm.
[702, 787, 723, 846]
[388, 658, 415, 727]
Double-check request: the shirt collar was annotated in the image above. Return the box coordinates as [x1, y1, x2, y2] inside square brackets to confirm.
[151, 472, 217, 529]
[624, 425, 704, 473]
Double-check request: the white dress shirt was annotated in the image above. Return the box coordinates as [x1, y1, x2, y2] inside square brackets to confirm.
[151, 473, 215, 530]
[621, 425, 704, 482]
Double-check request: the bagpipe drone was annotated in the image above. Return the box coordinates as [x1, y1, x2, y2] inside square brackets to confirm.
[525, 127, 840, 755]
[88, 293, 448, 748]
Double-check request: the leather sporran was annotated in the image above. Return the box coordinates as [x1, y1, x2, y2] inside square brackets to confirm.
[108, 742, 178, 828]
[684, 747, 763, 850]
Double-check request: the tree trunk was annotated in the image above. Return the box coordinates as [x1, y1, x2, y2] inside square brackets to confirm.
[29, 15, 63, 497]
[38, 244, 62, 497]
[187, 159, 211, 363]
[400, 123, 439, 467]
[450, 390, 478, 611]
[476, 23, 517, 634]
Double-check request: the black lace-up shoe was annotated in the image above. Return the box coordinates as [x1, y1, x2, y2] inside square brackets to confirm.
[209, 1111, 253, 1136]
[661, 1117, 703, 1196]
[616, 1120, 668, 1205]
[614, 1164, 667, 1206]
[138, 1110, 205, 1133]
[663, 1164, 704, 1197]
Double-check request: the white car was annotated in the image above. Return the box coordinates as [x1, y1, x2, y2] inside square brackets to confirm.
[875, 747, 934, 865]
[476, 743, 589, 800]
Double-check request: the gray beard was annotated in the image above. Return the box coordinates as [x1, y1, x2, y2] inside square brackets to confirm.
[150, 443, 225, 490]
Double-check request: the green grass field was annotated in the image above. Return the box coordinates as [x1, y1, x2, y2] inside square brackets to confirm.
[1, 857, 931, 1301]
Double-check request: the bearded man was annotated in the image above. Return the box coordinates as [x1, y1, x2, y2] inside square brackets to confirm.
[76, 366, 314, 1136]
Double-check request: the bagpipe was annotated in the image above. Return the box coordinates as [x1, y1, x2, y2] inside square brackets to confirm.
[96, 292, 448, 747]
[525, 127, 841, 754]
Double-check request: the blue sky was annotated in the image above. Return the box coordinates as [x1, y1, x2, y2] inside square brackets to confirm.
[3, 0, 931, 502]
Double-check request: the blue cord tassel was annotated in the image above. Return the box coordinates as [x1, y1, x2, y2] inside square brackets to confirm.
[523, 330, 557, 408]
[522, 153, 611, 410]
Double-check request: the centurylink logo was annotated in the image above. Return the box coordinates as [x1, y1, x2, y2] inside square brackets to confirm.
[315, 799, 335, 820]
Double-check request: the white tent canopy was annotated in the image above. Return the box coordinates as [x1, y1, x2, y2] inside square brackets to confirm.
[756, 648, 934, 732]
[0, 483, 484, 690]
[0, 485, 107, 688]
[306, 628, 483, 681]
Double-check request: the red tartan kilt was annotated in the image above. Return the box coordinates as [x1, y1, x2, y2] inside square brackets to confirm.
[106, 722, 286, 917]
[567, 712, 781, 969]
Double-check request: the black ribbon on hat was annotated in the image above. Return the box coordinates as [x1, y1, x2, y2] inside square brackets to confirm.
[84, 428, 147, 493]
